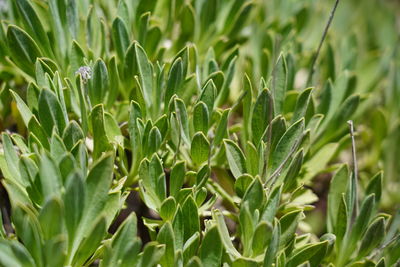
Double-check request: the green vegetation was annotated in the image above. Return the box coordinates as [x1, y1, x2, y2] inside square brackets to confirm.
[0, 0, 399, 266]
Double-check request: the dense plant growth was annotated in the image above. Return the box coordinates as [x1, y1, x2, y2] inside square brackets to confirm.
[0, 0, 399, 266]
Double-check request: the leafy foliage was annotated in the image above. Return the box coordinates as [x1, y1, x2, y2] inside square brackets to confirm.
[0, 0, 399, 266]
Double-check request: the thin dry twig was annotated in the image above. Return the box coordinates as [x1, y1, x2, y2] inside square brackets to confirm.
[348, 120, 359, 216]
[307, 0, 340, 86]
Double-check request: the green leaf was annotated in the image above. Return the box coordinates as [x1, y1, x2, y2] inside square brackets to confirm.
[170, 112, 180, 147]
[242, 177, 265, 214]
[286, 241, 328, 267]
[7, 25, 42, 76]
[73, 216, 107, 266]
[64, 172, 85, 243]
[316, 234, 335, 262]
[174, 98, 190, 146]
[183, 232, 200, 263]
[227, 1, 253, 37]
[2, 133, 22, 185]
[39, 154, 62, 198]
[50, 133, 66, 163]
[266, 116, 286, 151]
[106, 56, 119, 108]
[196, 164, 210, 189]
[186, 256, 203, 267]
[327, 165, 349, 233]
[271, 53, 287, 114]
[335, 194, 348, 247]
[182, 196, 200, 242]
[263, 223, 280, 267]
[1, 176, 31, 206]
[245, 142, 259, 176]
[260, 185, 282, 224]
[154, 115, 168, 139]
[282, 149, 303, 193]
[139, 154, 166, 210]
[179, 4, 195, 42]
[35, 59, 51, 88]
[104, 112, 120, 146]
[102, 213, 141, 267]
[251, 89, 274, 146]
[10, 90, 32, 127]
[169, 161, 186, 197]
[252, 222, 273, 256]
[70, 41, 85, 75]
[243, 74, 253, 140]
[199, 80, 217, 114]
[365, 172, 382, 206]
[193, 101, 209, 134]
[234, 174, 253, 198]
[59, 154, 75, 183]
[123, 41, 138, 80]
[63, 121, 84, 151]
[358, 217, 385, 258]
[0, 240, 36, 267]
[11, 134, 29, 155]
[38, 88, 68, 136]
[376, 258, 386, 267]
[279, 210, 302, 249]
[89, 59, 109, 105]
[27, 82, 40, 110]
[104, 113, 122, 146]
[291, 88, 313, 123]
[38, 197, 63, 240]
[146, 127, 162, 156]
[216, 56, 237, 107]
[128, 100, 142, 179]
[78, 153, 114, 246]
[191, 132, 210, 166]
[160, 197, 177, 221]
[319, 74, 352, 125]
[214, 109, 230, 146]
[48, 0, 68, 55]
[240, 203, 255, 256]
[271, 118, 304, 171]
[157, 222, 176, 267]
[323, 94, 360, 141]
[135, 42, 153, 108]
[18, 158, 38, 190]
[347, 194, 376, 250]
[199, 225, 223, 267]
[165, 58, 184, 109]
[222, 0, 244, 32]
[145, 25, 161, 56]
[138, 12, 150, 44]
[91, 104, 112, 159]
[112, 17, 130, 60]
[75, 75, 89, 135]
[172, 206, 184, 250]
[200, 0, 217, 34]
[15, 0, 52, 52]
[44, 237, 67, 267]
[28, 116, 50, 149]
[12, 204, 43, 266]
[138, 242, 165, 267]
[212, 209, 241, 258]
[224, 139, 247, 179]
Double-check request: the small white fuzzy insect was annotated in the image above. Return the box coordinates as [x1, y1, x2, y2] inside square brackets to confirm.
[75, 66, 92, 83]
